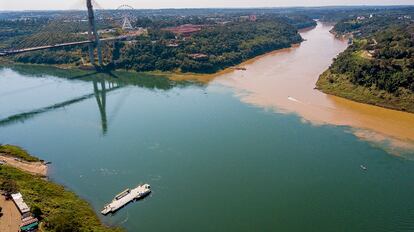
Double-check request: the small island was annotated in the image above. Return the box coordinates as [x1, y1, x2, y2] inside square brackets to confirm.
[0, 144, 122, 232]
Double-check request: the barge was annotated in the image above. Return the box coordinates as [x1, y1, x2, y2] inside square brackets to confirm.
[101, 184, 151, 215]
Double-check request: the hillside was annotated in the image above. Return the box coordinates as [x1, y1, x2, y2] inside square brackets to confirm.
[317, 15, 414, 113]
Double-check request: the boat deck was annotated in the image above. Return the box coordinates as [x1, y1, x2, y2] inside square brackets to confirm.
[102, 184, 151, 215]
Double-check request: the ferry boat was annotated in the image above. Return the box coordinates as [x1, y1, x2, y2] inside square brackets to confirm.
[101, 184, 151, 215]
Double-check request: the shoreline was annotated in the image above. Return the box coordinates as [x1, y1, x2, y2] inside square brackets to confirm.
[316, 71, 414, 114]
[0, 145, 123, 232]
[0, 42, 302, 84]
[0, 154, 47, 176]
[315, 25, 414, 115]
[166, 43, 302, 83]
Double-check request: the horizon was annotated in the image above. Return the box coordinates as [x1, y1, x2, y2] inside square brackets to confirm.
[1, 4, 414, 12]
[1, 0, 414, 11]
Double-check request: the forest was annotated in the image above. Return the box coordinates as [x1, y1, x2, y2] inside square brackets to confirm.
[2, 14, 312, 73]
[114, 18, 304, 73]
[331, 24, 414, 93]
[317, 13, 414, 112]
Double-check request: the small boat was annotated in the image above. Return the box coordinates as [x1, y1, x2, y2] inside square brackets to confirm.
[360, 165, 367, 171]
[287, 96, 300, 103]
[232, 67, 247, 71]
[101, 184, 151, 215]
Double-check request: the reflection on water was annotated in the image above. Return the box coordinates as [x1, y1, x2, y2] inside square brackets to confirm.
[0, 79, 120, 135]
[214, 22, 414, 157]
[93, 79, 118, 134]
[0, 66, 190, 134]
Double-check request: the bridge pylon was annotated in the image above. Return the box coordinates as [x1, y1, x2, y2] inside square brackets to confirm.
[86, 0, 103, 66]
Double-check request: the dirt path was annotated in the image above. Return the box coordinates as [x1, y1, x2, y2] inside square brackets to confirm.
[0, 196, 21, 232]
[0, 154, 47, 176]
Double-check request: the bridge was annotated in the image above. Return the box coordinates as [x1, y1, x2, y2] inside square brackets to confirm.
[0, 0, 136, 66]
[0, 35, 134, 57]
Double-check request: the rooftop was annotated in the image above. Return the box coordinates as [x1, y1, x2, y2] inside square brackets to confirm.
[11, 193, 30, 214]
[162, 24, 202, 36]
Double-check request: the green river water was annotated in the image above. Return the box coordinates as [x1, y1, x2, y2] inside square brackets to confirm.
[1, 23, 414, 232]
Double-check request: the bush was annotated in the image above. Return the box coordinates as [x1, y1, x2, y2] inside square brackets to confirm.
[32, 205, 43, 219]
[47, 211, 81, 232]
[0, 176, 18, 196]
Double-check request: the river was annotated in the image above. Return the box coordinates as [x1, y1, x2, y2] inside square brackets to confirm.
[1, 22, 414, 231]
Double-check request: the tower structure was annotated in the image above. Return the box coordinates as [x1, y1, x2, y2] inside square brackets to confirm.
[86, 0, 103, 66]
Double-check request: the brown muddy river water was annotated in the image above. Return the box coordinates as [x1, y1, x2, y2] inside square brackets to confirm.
[2, 21, 414, 232]
[215, 22, 414, 156]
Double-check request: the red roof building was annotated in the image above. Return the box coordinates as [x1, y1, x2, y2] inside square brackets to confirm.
[162, 24, 202, 37]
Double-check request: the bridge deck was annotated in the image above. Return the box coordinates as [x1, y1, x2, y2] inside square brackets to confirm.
[0, 35, 132, 57]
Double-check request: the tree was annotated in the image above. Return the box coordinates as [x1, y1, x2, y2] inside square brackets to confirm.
[0, 177, 18, 197]
[32, 206, 43, 219]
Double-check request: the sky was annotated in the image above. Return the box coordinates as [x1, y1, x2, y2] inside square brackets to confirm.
[0, 0, 413, 11]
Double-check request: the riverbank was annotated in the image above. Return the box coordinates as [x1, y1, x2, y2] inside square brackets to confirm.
[0, 145, 47, 176]
[316, 16, 414, 115]
[0, 154, 47, 176]
[316, 70, 414, 113]
[0, 42, 303, 84]
[0, 145, 123, 232]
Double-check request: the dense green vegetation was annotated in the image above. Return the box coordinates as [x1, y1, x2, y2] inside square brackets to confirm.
[317, 15, 414, 112]
[277, 15, 317, 29]
[333, 15, 413, 37]
[0, 144, 40, 162]
[0, 146, 122, 232]
[116, 18, 302, 73]
[1, 12, 312, 73]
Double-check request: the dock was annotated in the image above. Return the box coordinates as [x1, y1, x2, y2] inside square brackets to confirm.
[101, 184, 151, 215]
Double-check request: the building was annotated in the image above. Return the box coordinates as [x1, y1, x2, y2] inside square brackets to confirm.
[11, 193, 30, 217]
[166, 42, 180, 47]
[188, 53, 208, 60]
[239, 15, 257, 22]
[239, 16, 249, 21]
[11, 193, 39, 232]
[97, 28, 117, 35]
[162, 24, 202, 37]
[20, 216, 39, 232]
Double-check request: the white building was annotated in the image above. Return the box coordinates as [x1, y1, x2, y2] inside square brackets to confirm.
[11, 192, 30, 217]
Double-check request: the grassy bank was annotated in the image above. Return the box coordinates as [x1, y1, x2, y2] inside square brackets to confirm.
[316, 70, 414, 113]
[0, 145, 40, 162]
[0, 146, 123, 232]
